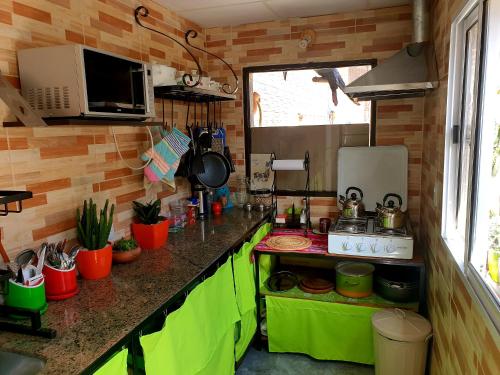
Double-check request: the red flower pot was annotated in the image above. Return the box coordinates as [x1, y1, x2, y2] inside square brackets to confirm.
[131, 220, 169, 250]
[43, 264, 79, 300]
[76, 245, 112, 280]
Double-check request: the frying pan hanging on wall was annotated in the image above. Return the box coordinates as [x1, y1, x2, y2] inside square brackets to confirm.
[195, 151, 231, 189]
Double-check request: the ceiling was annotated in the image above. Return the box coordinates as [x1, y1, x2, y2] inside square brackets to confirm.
[158, 0, 410, 28]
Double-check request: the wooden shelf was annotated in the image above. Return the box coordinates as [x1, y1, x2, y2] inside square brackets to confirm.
[154, 85, 236, 102]
[260, 284, 419, 311]
[3, 119, 163, 127]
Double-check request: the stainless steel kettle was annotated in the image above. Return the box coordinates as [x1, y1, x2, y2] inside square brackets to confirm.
[376, 193, 405, 229]
[338, 187, 365, 218]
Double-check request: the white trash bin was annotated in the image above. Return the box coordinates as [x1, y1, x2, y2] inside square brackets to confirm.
[372, 308, 432, 375]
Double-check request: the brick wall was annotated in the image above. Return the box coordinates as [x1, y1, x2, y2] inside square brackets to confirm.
[0, 0, 204, 258]
[421, 0, 500, 374]
[205, 5, 424, 232]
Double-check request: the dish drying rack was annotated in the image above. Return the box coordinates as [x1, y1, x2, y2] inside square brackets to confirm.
[270, 151, 311, 237]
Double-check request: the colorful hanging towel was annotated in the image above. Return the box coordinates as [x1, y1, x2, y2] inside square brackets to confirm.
[142, 128, 190, 186]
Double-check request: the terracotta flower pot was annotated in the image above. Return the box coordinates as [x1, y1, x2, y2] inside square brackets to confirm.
[112, 246, 141, 264]
[76, 244, 112, 280]
[131, 220, 169, 250]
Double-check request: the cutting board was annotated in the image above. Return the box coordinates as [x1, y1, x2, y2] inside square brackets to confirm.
[337, 146, 408, 212]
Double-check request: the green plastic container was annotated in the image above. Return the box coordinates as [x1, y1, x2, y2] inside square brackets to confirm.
[5, 279, 47, 315]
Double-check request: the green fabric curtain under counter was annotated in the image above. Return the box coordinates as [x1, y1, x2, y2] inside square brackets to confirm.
[93, 348, 128, 375]
[233, 242, 257, 361]
[266, 296, 380, 365]
[140, 258, 240, 375]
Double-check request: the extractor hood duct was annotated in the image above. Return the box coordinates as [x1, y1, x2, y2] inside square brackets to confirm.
[344, 0, 438, 101]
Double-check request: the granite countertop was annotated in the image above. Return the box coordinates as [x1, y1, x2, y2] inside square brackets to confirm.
[0, 209, 268, 375]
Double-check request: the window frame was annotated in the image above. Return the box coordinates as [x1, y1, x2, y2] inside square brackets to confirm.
[243, 60, 377, 196]
[442, 0, 500, 331]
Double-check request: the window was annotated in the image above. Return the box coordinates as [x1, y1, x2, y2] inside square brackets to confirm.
[250, 67, 372, 127]
[443, 0, 500, 328]
[243, 61, 376, 194]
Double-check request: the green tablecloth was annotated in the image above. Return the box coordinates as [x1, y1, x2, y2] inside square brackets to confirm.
[266, 296, 380, 364]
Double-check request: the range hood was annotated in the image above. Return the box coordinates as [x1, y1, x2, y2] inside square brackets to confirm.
[344, 0, 438, 101]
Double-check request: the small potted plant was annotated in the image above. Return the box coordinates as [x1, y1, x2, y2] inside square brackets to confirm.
[112, 237, 141, 264]
[131, 199, 169, 250]
[76, 199, 114, 280]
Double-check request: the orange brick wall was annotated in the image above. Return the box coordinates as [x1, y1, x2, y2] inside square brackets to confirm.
[0, 0, 205, 258]
[205, 5, 424, 232]
[421, 0, 500, 374]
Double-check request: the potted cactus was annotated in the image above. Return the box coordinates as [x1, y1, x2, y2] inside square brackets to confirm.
[112, 237, 141, 264]
[76, 199, 114, 280]
[131, 199, 169, 250]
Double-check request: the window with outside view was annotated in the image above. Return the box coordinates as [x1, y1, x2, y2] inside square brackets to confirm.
[249, 66, 371, 128]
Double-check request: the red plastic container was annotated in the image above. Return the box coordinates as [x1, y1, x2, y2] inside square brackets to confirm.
[43, 264, 78, 300]
[131, 220, 169, 250]
[76, 244, 112, 280]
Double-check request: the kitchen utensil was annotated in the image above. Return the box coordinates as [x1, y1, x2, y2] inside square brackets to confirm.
[299, 277, 334, 294]
[265, 235, 312, 251]
[67, 245, 80, 269]
[36, 244, 46, 275]
[338, 187, 365, 218]
[5, 279, 47, 315]
[335, 261, 375, 298]
[195, 151, 230, 189]
[376, 193, 405, 229]
[267, 271, 298, 292]
[15, 249, 36, 283]
[374, 267, 419, 302]
[43, 264, 79, 300]
[0, 240, 10, 263]
[319, 218, 332, 233]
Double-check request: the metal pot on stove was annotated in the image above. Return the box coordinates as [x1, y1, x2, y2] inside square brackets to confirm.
[338, 187, 365, 218]
[376, 193, 405, 229]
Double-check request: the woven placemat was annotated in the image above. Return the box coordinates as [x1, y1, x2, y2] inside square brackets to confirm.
[265, 235, 312, 251]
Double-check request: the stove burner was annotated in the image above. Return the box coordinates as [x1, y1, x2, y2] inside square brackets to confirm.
[374, 226, 407, 236]
[334, 217, 368, 234]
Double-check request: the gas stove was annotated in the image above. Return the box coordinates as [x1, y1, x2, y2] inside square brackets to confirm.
[328, 216, 414, 259]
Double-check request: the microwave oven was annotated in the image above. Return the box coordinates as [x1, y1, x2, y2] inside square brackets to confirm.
[17, 44, 155, 120]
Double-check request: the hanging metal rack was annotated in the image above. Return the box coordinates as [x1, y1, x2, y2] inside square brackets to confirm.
[134, 6, 239, 96]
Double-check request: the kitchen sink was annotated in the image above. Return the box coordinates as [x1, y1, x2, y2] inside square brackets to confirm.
[0, 350, 45, 375]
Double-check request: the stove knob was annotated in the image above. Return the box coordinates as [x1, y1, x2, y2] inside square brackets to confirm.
[385, 244, 396, 253]
[341, 242, 351, 251]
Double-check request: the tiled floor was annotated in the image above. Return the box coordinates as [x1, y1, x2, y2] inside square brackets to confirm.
[237, 348, 375, 375]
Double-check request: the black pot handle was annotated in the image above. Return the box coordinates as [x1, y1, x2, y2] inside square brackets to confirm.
[346, 186, 363, 200]
[383, 193, 402, 208]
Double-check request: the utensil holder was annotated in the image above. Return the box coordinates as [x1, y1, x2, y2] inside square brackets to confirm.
[5, 279, 47, 316]
[43, 264, 78, 300]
